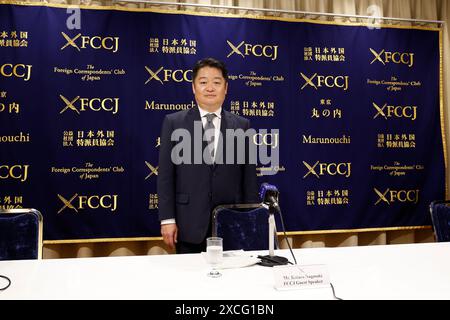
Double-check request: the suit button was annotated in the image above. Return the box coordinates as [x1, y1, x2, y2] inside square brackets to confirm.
[208, 192, 212, 197]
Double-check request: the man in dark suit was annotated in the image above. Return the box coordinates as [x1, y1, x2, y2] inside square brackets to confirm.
[157, 57, 259, 254]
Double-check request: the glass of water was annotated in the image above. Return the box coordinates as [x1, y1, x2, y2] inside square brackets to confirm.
[206, 237, 223, 278]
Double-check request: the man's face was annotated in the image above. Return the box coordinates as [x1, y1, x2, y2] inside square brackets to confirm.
[192, 66, 228, 112]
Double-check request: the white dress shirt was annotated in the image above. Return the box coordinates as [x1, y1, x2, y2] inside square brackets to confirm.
[198, 105, 222, 159]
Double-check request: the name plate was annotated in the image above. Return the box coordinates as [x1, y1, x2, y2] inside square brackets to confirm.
[273, 264, 330, 290]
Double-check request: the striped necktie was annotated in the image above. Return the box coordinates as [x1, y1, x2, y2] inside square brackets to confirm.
[204, 113, 217, 159]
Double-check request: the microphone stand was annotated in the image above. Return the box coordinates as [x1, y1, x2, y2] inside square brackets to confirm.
[258, 204, 289, 267]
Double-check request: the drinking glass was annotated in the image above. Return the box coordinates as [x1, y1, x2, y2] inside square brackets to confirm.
[206, 237, 223, 278]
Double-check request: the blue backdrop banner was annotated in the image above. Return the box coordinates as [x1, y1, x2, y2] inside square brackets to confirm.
[0, 3, 445, 242]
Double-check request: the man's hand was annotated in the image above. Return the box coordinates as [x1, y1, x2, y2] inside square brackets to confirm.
[161, 223, 178, 250]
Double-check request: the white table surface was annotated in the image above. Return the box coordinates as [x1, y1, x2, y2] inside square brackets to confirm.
[1, 242, 449, 300]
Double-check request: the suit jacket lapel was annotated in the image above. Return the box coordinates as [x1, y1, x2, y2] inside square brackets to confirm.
[186, 106, 201, 129]
[186, 107, 206, 165]
[214, 110, 234, 168]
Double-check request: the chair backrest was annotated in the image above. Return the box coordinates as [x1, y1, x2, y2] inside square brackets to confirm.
[429, 201, 450, 242]
[212, 203, 270, 251]
[0, 209, 43, 260]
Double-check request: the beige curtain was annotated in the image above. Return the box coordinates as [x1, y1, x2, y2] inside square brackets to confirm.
[9, 0, 448, 257]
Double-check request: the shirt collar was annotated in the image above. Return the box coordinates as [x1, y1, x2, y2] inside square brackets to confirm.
[197, 105, 222, 119]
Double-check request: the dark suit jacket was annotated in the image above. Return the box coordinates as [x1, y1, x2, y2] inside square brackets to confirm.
[157, 107, 259, 244]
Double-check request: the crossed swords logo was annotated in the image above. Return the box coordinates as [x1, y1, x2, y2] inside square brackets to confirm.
[300, 73, 318, 90]
[372, 102, 388, 119]
[144, 66, 164, 85]
[60, 32, 81, 51]
[369, 48, 386, 65]
[226, 40, 246, 58]
[373, 188, 390, 205]
[145, 161, 158, 180]
[57, 194, 79, 213]
[59, 95, 80, 114]
[370, 48, 413, 66]
[302, 161, 320, 179]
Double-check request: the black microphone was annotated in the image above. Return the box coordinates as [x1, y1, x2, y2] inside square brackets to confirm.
[259, 182, 280, 212]
[258, 182, 289, 267]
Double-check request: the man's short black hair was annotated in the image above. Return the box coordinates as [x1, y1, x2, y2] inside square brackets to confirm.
[192, 57, 228, 82]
